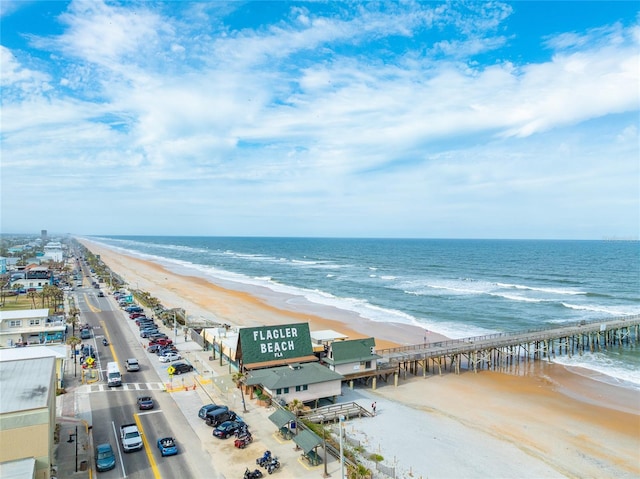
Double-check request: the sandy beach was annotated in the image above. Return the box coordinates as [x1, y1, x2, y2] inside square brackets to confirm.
[81, 239, 640, 479]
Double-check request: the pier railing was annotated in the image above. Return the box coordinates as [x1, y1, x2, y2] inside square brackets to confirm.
[375, 314, 640, 362]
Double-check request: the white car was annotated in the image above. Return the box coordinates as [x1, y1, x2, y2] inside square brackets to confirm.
[159, 353, 181, 363]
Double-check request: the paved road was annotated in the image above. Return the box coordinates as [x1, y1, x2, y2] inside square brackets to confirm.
[54, 285, 340, 479]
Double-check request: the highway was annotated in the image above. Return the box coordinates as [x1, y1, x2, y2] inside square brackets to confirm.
[71, 257, 218, 478]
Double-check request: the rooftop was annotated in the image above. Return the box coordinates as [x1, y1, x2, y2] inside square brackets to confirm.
[0, 356, 55, 414]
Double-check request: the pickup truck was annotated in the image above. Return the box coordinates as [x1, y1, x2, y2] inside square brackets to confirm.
[120, 423, 143, 452]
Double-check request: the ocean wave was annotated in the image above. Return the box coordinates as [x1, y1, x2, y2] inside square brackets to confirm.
[496, 282, 587, 295]
[553, 353, 640, 391]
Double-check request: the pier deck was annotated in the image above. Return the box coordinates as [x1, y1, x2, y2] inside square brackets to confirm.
[374, 315, 640, 377]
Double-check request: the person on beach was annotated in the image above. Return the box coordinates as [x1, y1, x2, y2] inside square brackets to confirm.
[372, 402, 376, 415]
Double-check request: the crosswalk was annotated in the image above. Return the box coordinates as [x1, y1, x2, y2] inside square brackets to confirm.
[89, 382, 166, 393]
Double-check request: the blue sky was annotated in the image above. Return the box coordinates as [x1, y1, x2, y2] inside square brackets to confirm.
[1, 1, 638, 239]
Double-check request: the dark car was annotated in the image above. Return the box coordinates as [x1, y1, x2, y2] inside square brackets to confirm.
[147, 344, 161, 354]
[148, 332, 169, 341]
[125, 306, 144, 313]
[213, 420, 245, 439]
[206, 408, 234, 427]
[140, 329, 159, 338]
[170, 362, 194, 374]
[98, 291, 104, 297]
[198, 403, 225, 420]
[95, 443, 116, 472]
[137, 396, 154, 410]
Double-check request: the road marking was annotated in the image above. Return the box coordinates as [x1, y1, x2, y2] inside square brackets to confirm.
[84, 293, 102, 313]
[100, 320, 118, 365]
[138, 410, 163, 416]
[111, 420, 127, 477]
[89, 383, 165, 393]
[134, 413, 161, 478]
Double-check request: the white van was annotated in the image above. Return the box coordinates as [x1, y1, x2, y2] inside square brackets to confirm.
[106, 362, 122, 387]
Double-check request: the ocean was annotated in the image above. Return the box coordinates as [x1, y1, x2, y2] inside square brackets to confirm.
[88, 236, 640, 389]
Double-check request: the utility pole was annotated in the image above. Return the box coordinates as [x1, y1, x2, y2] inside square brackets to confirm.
[339, 415, 345, 479]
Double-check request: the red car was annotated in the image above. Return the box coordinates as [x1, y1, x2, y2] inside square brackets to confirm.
[130, 312, 145, 319]
[149, 338, 173, 347]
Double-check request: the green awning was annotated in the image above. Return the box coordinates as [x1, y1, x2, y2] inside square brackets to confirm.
[292, 429, 323, 454]
[268, 409, 296, 428]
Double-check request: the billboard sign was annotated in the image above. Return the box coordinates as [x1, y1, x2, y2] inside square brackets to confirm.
[239, 323, 312, 364]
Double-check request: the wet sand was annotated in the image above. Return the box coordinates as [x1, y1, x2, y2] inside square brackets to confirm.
[80, 239, 640, 478]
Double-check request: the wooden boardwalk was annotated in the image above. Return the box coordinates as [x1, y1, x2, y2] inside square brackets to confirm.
[375, 315, 640, 377]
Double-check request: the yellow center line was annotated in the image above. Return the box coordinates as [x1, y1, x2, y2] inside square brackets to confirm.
[134, 413, 162, 478]
[100, 321, 119, 366]
[83, 293, 102, 313]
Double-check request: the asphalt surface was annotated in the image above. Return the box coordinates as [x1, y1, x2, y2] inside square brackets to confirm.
[53, 289, 341, 479]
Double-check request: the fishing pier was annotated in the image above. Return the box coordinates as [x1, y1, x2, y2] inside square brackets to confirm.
[374, 315, 640, 381]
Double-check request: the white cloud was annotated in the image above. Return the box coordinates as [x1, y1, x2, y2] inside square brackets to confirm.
[1, 2, 638, 238]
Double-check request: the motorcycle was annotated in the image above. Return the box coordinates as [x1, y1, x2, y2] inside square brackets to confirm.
[256, 450, 272, 467]
[266, 458, 280, 474]
[102, 338, 109, 346]
[244, 468, 263, 479]
[234, 433, 253, 449]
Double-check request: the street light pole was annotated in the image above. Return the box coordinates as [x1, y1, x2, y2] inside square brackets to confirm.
[321, 416, 330, 477]
[173, 311, 177, 344]
[339, 415, 345, 479]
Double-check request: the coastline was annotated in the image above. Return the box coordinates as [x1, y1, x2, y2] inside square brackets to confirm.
[80, 239, 640, 478]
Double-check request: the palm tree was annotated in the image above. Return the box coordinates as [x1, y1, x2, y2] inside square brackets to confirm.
[67, 335, 81, 377]
[231, 370, 248, 413]
[67, 307, 80, 335]
[27, 289, 37, 308]
[348, 463, 372, 479]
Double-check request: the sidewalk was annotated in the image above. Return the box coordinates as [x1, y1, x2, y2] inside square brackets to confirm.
[53, 356, 92, 479]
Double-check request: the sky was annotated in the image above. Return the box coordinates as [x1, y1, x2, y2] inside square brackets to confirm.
[1, 1, 638, 240]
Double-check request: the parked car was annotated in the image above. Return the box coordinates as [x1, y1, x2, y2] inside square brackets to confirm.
[147, 344, 161, 354]
[149, 338, 173, 347]
[213, 420, 245, 439]
[198, 403, 226, 419]
[205, 408, 234, 427]
[129, 312, 145, 319]
[140, 329, 159, 338]
[157, 349, 178, 358]
[125, 306, 144, 313]
[137, 396, 154, 410]
[170, 362, 193, 374]
[159, 352, 181, 363]
[157, 437, 178, 457]
[148, 335, 169, 343]
[136, 318, 153, 326]
[95, 443, 116, 472]
[80, 328, 91, 339]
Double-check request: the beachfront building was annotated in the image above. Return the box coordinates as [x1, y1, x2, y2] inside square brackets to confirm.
[0, 356, 57, 479]
[322, 337, 383, 388]
[245, 362, 344, 407]
[0, 309, 66, 348]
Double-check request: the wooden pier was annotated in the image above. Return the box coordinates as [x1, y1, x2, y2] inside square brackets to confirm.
[375, 315, 640, 378]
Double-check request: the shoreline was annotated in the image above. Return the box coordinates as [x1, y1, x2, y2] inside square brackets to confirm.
[80, 239, 640, 478]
